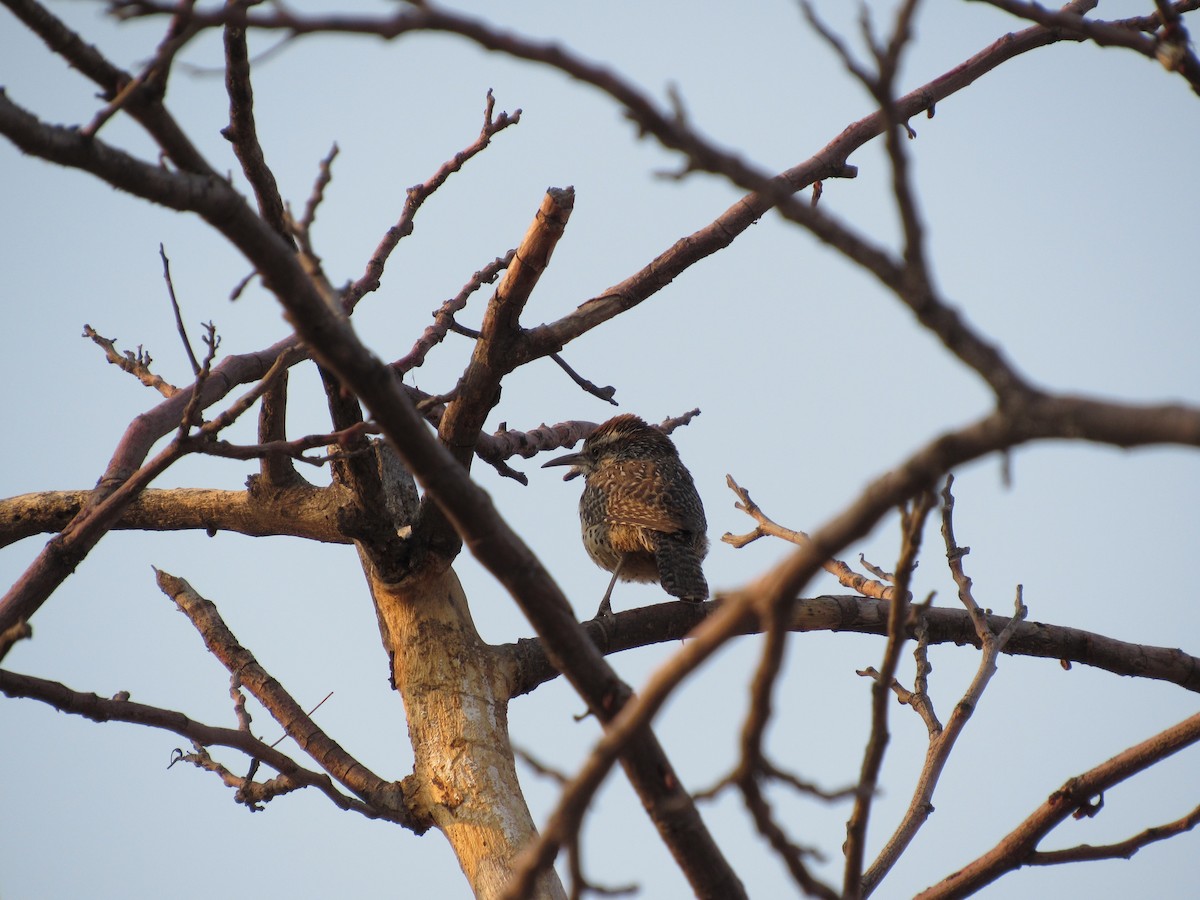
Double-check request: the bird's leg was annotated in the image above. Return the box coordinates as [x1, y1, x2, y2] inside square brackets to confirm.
[595, 557, 625, 619]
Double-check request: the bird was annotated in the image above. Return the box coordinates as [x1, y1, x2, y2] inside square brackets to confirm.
[542, 414, 709, 617]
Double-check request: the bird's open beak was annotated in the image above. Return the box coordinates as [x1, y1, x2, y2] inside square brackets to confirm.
[541, 451, 585, 481]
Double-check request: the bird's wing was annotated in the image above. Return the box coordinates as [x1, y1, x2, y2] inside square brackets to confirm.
[600, 459, 697, 534]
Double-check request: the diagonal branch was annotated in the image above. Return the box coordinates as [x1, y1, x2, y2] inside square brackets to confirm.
[82, 324, 180, 397]
[153, 569, 418, 827]
[844, 489, 934, 899]
[0, 667, 399, 822]
[342, 89, 521, 312]
[80, 0, 198, 138]
[415, 187, 575, 553]
[436, 187, 573, 469]
[6, 0, 214, 172]
[723, 475, 900, 601]
[222, 3, 290, 241]
[392, 250, 516, 375]
[108, 0, 1129, 396]
[158, 245, 203, 375]
[0, 333, 301, 635]
[863, 477, 1029, 895]
[732, 587, 838, 898]
[1025, 802, 1200, 865]
[973, 0, 1200, 95]
[915, 710, 1200, 898]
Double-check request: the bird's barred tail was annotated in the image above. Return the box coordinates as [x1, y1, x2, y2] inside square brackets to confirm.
[652, 532, 709, 602]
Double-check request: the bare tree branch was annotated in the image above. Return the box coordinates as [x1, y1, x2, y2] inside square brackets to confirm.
[0, 667, 400, 822]
[0, 335, 300, 634]
[158, 244, 202, 376]
[152, 568, 419, 827]
[392, 250, 516, 375]
[723, 475, 900, 601]
[862, 477, 1029, 896]
[735, 583, 838, 898]
[82, 324, 180, 397]
[1025, 802, 1200, 865]
[0, 484, 352, 547]
[80, 0, 198, 138]
[342, 89, 522, 312]
[5, 3, 1199, 896]
[915, 710, 1200, 898]
[105, 0, 1139, 385]
[6, 0, 214, 171]
[973, 0, 1200, 95]
[221, 4, 289, 240]
[503, 592, 1200, 699]
[415, 187, 576, 551]
[844, 487, 935, 899]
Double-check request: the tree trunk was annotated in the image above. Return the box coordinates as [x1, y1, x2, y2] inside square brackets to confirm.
[368, 564, 566, 900]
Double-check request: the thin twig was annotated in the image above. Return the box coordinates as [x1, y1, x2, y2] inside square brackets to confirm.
[0, 667, 396, 822]
[733, 590, 839, 897]
[549, 352, 617, 405]
[80, 0, 198, 137]
[152, 569, 417, 827]
[269, 691, 334, 749]
[844, 488, 935, 899]
[1026, 801, 1200, 865]
[343, 89, 521, 312]
[298, 142, 339, 235]
[392, 250, 515, 374]
[723, 475, 901, 601]
[863, 476, 1027, 895]
[159, 244, 201, 375]
[82, 325, 180, 397]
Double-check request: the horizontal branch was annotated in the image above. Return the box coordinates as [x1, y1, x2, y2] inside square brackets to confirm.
[0, 484, 353, 548]
[502, 595, 1200, 698]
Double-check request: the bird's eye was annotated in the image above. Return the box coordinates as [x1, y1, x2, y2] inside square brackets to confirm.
[589, 445, 600, 457]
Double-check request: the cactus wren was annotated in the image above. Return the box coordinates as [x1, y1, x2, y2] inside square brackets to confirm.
[542, 414, 709, 617]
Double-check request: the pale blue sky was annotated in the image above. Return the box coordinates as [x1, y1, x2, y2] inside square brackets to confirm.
[2, 2, 1199, 898]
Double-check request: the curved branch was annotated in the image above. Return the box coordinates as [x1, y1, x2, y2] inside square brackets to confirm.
[915, 710, 1200, 898]
[0, 667, 400, 823]
[105, 0, 1171, 398]
[975, 0, 1200, 95]
[6, 0, 214, 172]
[1025, 802, 1200, 865]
